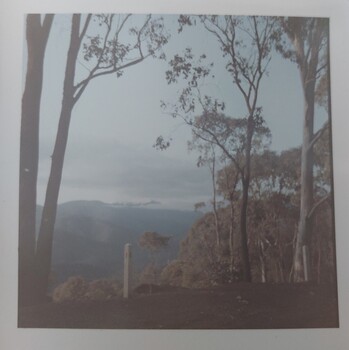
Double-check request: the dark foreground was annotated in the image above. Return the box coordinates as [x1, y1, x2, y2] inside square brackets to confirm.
[18, 283, 338, 329]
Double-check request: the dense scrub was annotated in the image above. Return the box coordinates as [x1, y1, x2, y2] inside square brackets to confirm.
[53, 276, 122, 303]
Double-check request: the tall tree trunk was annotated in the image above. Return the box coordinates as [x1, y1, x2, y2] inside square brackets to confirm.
[210, 153, 221, 249]
[19, 14, 54, 306]
[260, 256, 266, 283]
[228, 198, 234, 273]
[279, 18, 329, 282]
[240, 181, 251, 281]
[239, 118, 253, 282]
[317, 233, 322, 284]
[326, 30, 337, 286]
[258, 239, 267, 283]
[35, 15, 81, 300]
[277, 234, 285, 282]
[292, 34, 322, 281]
[293, 83, 315, 281]
[289, 18, 327, 282]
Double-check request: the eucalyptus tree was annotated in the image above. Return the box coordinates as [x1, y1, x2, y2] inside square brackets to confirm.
[19, 14, 54, 305]
[34, 14, 169, 300]
[160, 15, 277, 281]
[277, 17, 330, 281]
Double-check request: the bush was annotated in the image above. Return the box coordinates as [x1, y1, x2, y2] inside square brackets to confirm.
[53, 276, 88, 303]
[160, 260, 184, 287]
[53, 276, 122, 303]
[139, 263, 158, 285]
[86, 279, 122, 301]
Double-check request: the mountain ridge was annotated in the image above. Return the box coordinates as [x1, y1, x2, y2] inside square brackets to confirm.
[36, 200, 201, 288]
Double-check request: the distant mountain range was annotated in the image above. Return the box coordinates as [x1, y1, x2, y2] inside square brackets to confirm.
[36, 201, 201, 288]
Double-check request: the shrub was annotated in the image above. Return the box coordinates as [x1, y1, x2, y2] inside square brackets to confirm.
[160, 260, 185, 286]
[139, 263, 158, 285]
[86, 279, 122, 301]
[53, 276, 88, 303]
[53, 276, 122, 303]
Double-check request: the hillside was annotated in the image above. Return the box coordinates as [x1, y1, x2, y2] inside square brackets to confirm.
[37, 201, 201, 287]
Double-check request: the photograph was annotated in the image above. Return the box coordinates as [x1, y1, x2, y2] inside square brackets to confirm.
[18, 13, 338, 330]
[0, 0, 349, 349]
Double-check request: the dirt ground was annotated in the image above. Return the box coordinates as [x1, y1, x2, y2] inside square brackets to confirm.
[18, 282, 339, 329]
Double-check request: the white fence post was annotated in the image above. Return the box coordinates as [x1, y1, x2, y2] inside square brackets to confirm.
[123, 243, 132, 298]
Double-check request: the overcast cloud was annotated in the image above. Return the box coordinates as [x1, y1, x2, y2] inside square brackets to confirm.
[34, 14, 327, 210]
[37, 134, 212, 209]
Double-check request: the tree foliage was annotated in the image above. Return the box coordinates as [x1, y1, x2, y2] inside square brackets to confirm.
[139, 231, 171, 253]
[138, 231, 171, 292]
[160, 54, 334, 285]
[161, 145, 335, 286]
[158, 15, 279, 282]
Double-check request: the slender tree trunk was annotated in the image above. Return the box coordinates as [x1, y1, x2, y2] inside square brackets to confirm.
[326, 31, 337, 286]
[258, 240, 266, 283]
[35, 15, 81, 300]
[229, 198, 234, 273]
[212, 205, 221, 248]
[317, 234, 322, 284]
[19, 14, 54, 306]
[293, 69, 316, 282]
[239, 117, 253, 282]
[260, 257, 266, 283]
[277, 236, 285, 282]
[287, 18, 327, 282]
[240, 182, 251, 281]
[211, 164, 221, 249]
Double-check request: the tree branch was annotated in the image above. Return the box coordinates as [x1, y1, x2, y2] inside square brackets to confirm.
[78, 14, 92, 45]
[192, 124, 243, 175]
[42, 14, 55, 33]
[315, 62, 328, 76]
[74, 14, 115, 93]
[73, 56, 144, 104]
[308, 121, 329, 151]
[72, 14, 157, 105]
[307, 193, 330, 220]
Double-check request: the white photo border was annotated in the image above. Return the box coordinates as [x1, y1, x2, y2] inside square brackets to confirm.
[0, 0, 348, 349]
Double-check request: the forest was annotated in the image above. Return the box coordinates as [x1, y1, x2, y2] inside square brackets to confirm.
[157, 15, 334, 287]
[18, 13, 337, 329]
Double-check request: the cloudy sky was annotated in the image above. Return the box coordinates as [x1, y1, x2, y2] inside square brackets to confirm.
[32, 14, 326, 210]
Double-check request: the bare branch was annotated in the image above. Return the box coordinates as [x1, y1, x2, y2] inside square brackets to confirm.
[191, 124, 243, 175]
[73, 56, 144, 104]
[135, 14, 151, 58]
[78, 14, 92, 44]
[307, 193, 330, 220]
[315, 61, 328, 76]
[72, 14, 163, 105]
[308, 121, 329, 151]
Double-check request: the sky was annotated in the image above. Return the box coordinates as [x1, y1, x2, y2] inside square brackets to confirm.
[32, 14, 327, 210]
